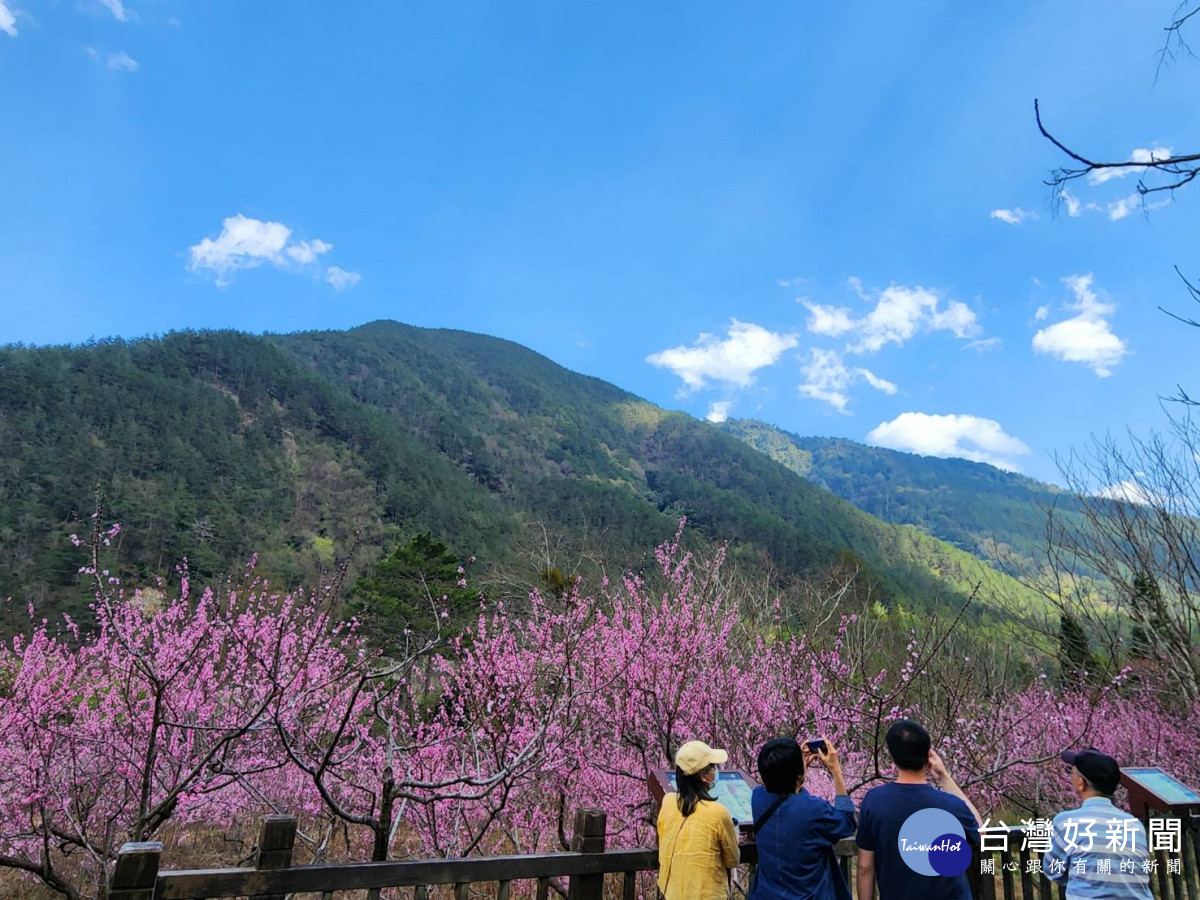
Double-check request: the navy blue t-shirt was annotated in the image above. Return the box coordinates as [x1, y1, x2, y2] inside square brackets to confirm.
[855, 783, 979, 900]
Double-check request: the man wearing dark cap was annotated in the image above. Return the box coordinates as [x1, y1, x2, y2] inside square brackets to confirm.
[1042, 748, 1152, 899]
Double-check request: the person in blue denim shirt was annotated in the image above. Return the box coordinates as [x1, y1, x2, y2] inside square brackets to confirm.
[748, 737, 857, 900]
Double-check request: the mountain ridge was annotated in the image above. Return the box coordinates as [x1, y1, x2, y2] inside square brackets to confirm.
[718, 418, 1085, 572]
[0, 321, 1042, 621]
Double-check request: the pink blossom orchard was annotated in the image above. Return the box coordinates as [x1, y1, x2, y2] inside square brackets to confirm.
[0, 572, 359, 898]
[0, 525, 1196, 899]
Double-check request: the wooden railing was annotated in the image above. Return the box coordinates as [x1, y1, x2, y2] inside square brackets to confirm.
[973, 824, 1200, 900]
[107, 813, 1199, 900]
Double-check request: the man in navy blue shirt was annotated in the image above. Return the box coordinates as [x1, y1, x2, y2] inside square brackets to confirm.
[749, 736, 857, 900]
[856, 720, 983, 900]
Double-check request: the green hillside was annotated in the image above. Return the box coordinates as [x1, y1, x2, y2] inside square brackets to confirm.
[719, 418, 1087, 572]
[0, 322, 1040, 623]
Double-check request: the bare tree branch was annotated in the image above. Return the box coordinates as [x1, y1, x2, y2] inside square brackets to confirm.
[1035, 99, 1200, 204]
[1156, 3, 1200, 80]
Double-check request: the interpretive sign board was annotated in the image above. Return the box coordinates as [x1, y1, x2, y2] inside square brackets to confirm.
[1121, 767, 1200, 820]
[647, 769, 760, 833]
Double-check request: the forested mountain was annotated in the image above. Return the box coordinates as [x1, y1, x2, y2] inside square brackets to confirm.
[718, 418, 1086, 571]
[0, 321, 1037, 622]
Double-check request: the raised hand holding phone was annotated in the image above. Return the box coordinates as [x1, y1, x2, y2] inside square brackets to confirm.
[927, 748, 984, 827]
[806, 737, 848, 797]
[928, 748, 949, 782]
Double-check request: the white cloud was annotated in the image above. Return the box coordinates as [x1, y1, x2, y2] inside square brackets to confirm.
[1055, 151, 1176, 223]
[99, 0, 130, 21]
[1107, 193, 1141, 221]
[1132, 146, 1172, 164]
[0, 2, 16, 36]
[806, 283, 980, 354]
[1088, 147, 1173, 185]
[798, 281, 981, 407]
[1103, 193, 1169, 221]
[802, 302, 856, 337]
[929, 300, 978, 338]
[87, 47, 139, 72]
[1034, 305, 1049, 322]
[990, 208, 1036, 225]
[107, 51, 138, 72]
[856, 367, 899, 395]
[189, 215, 291, 283]
[646, 320, 799, 391]
[188, 214, 345, 287]
[799, 348, 896, 413]
[1096, 479, 1163, 506]
[1032, 274, 1128, 377]
[867, 412, 1031, 471]
[286, 238, 333, 264]
[705, 400, 733, 424]
[326, 266, 361, 291]
[965, 337, 1002, 352]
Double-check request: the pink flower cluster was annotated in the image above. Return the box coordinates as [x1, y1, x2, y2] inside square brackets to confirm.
[0, 526, 1195, 898]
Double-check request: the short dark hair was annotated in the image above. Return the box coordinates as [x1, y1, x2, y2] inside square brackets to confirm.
[758, 738, 804, 794]
[886, 719, 931, 772]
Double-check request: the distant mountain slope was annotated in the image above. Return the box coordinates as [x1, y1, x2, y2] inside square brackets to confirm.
[0, 331, 510, 617]
[0, 322, 1038, 620]
[275, 322, 1029, 607]
[719, 418, 1085, 570]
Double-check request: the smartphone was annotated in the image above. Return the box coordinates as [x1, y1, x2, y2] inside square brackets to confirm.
[806, 739, 828, 754]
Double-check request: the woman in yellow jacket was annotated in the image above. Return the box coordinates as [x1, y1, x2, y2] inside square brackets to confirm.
[657, 740, 741, 900]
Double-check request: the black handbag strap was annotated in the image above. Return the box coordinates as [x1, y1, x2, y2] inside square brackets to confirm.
[752, 793, 790, 834]
[748, 793, 792, 898]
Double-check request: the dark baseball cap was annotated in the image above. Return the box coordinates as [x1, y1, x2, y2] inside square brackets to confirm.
[1061, 748, 1121, 796]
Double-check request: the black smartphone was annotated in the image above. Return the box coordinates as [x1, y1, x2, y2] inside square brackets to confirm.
[806, 739, 828, 754]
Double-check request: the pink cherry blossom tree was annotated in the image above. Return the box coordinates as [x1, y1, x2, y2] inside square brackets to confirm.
[0, 512, 348, 897]
[2, 515, 1196, 900]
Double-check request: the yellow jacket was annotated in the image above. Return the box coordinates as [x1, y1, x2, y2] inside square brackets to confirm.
[656, 793, 740, 900]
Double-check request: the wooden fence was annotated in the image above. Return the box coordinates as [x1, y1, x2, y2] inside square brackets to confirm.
[107, 811, 1200, 900]
[973, 821, 1200, 900]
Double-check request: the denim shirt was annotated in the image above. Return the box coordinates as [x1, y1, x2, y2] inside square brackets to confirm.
[748, 787, 856, 900]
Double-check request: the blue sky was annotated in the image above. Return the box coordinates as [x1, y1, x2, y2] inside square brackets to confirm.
[2, 0, 1198, 484]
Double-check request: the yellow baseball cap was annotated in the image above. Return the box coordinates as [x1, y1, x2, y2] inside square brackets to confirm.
[675, 740, 729, 776]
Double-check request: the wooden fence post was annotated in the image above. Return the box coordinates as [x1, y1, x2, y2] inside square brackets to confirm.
[255, 815, 297, 900]
[566, 808, 606, 900]
[107, 842, 162, 900]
